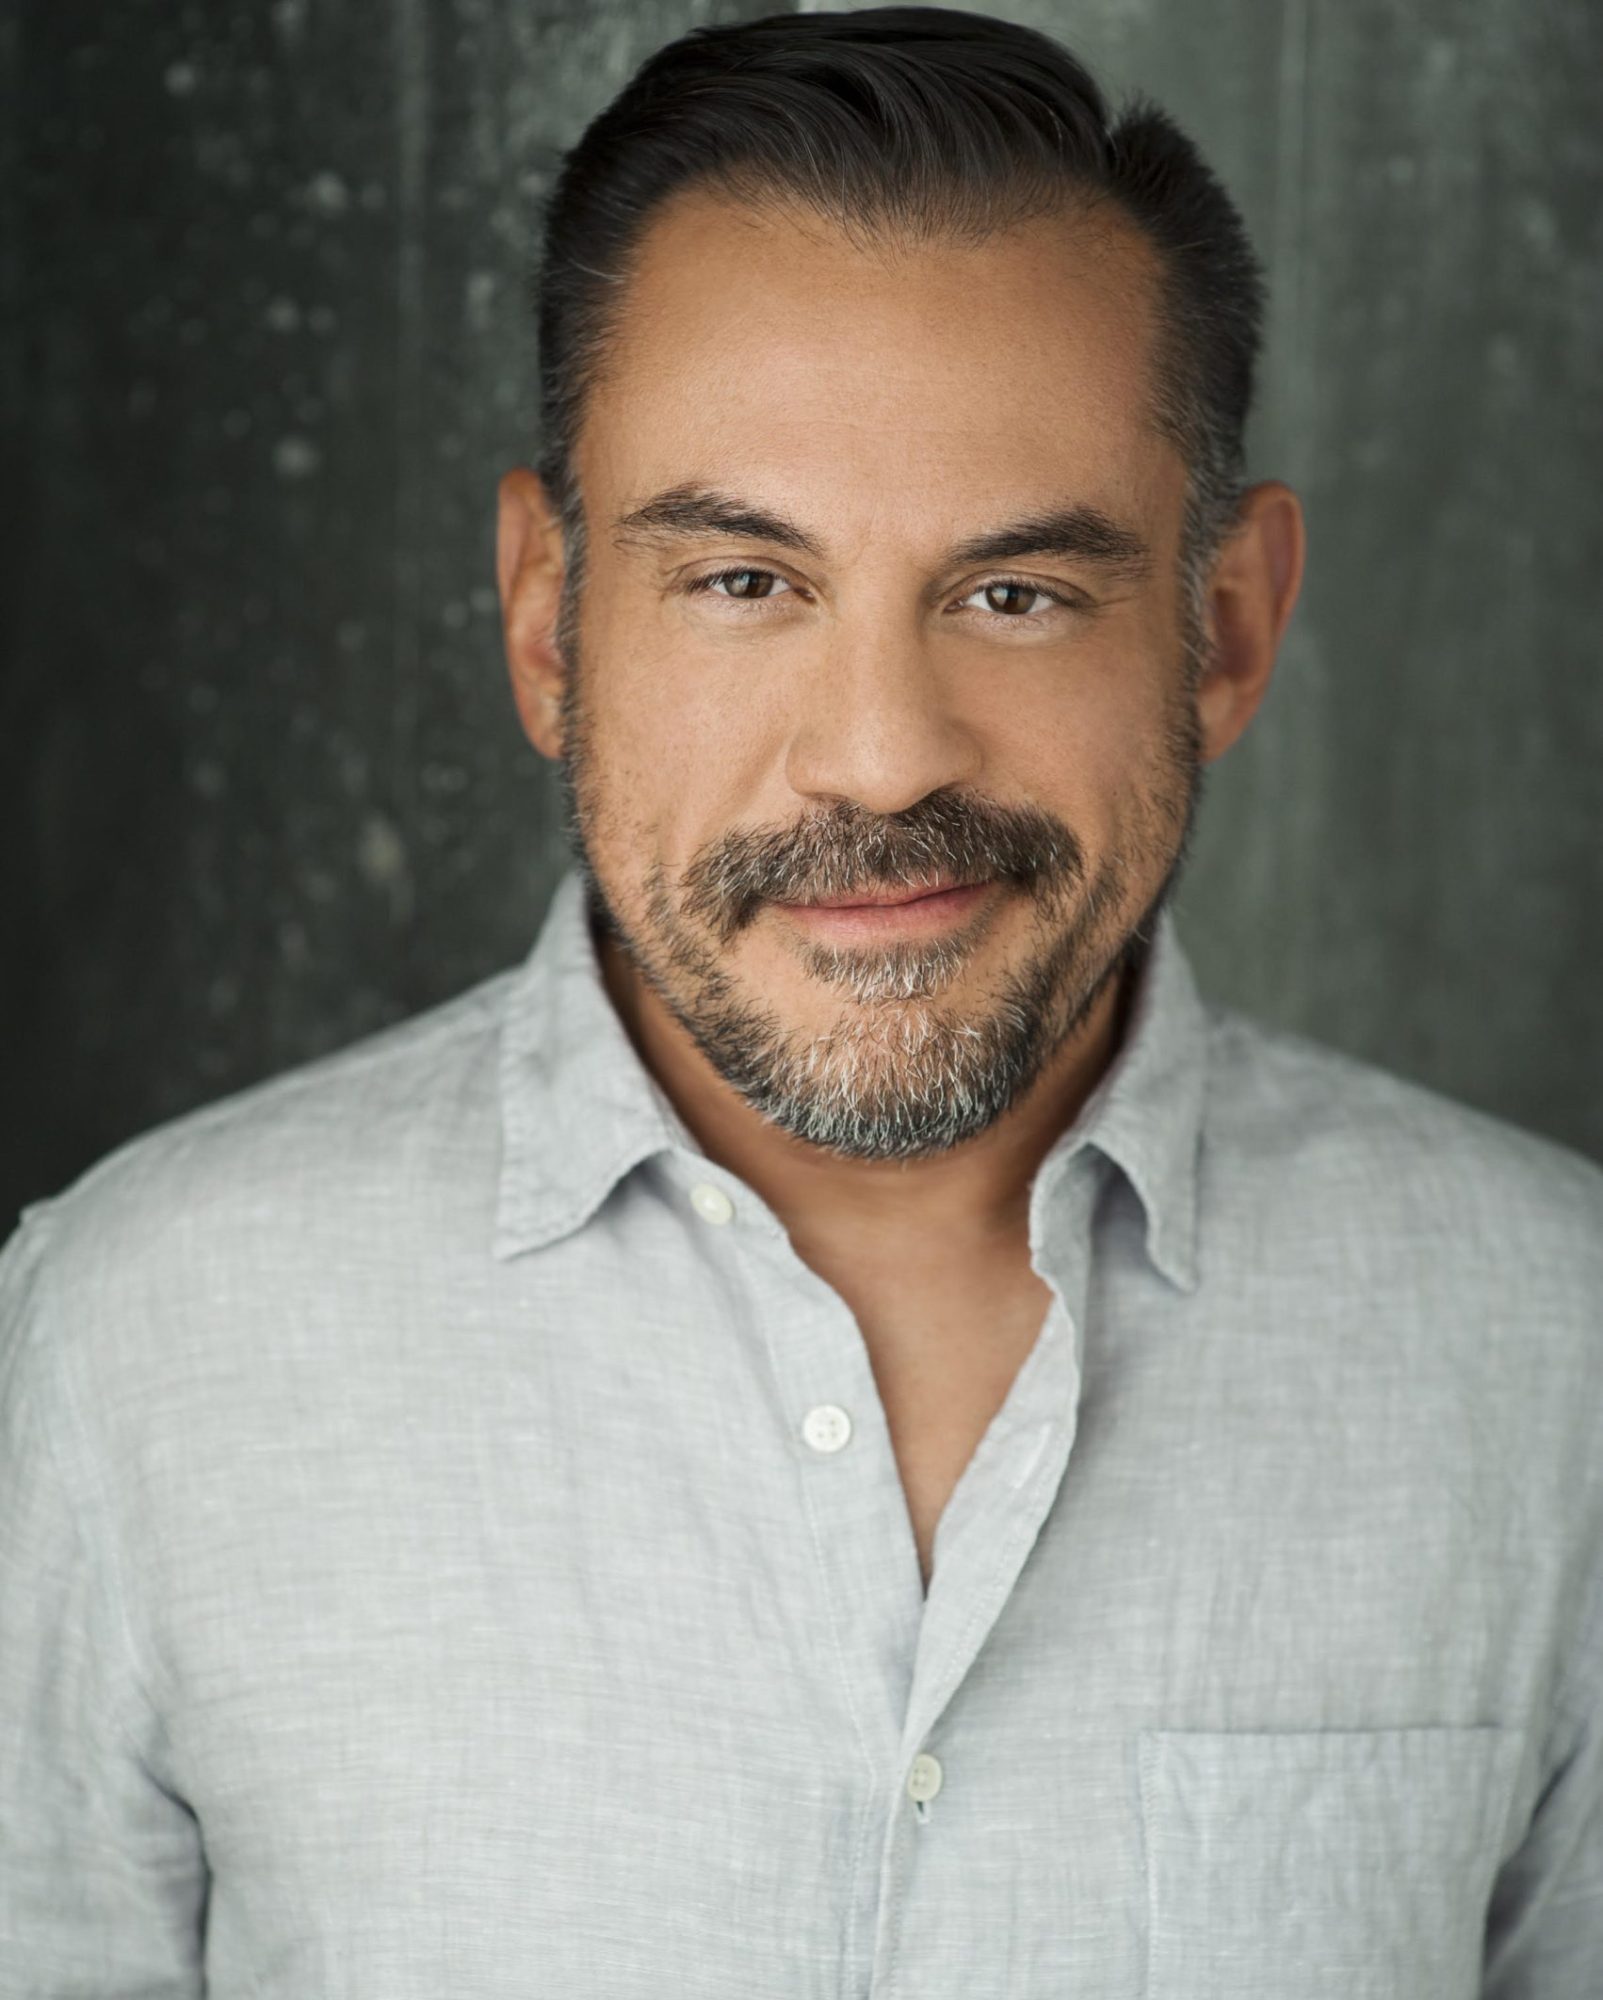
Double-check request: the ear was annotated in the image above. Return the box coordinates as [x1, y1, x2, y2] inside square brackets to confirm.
[496, 466, 570, 760]
[1193, 479, 1306, 764]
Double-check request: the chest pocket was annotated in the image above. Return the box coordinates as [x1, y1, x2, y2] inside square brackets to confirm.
[1138, 1724, 1521, 1999]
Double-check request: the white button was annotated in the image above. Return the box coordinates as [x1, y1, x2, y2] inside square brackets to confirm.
[907, 1752, 943, 1803]
[801, 1404, 852, 1453]
[688, 1182, 734, 1226]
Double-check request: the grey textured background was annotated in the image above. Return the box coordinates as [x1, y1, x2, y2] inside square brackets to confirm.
[3, 0, 1600, 1230]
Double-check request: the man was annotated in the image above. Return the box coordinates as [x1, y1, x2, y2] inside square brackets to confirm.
[1, 7, 1598, 1994]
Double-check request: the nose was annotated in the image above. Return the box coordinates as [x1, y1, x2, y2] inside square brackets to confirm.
[783, 618, 985, 815]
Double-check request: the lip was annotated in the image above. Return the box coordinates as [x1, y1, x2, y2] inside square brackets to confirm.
[798, 877, 976, 911]
[773, 878, 996, 940]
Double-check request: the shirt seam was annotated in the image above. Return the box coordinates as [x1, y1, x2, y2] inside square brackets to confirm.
[17, 1209, 181, 1752]
[25, 974, 514, 1233]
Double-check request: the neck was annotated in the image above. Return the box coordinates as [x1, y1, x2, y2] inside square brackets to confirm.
[596, 924, 1136, 1257]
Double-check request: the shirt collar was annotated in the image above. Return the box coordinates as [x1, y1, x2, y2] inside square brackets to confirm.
[494, 870, 1209, 1293]
[1030, 901, 1209, 1294]
[493, 870, 689, 1261]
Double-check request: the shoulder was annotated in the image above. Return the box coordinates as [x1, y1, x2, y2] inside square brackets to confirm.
[1202, 1000, 1603, 1299]
[3, 966, 521, 1370]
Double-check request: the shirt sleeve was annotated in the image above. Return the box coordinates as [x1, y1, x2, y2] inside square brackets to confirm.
[0, 1212, 209, 1994]
[1481, 1562, 1603, 1992]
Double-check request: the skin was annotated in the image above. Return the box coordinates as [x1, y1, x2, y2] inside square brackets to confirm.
[494, 187, 1303, 1569]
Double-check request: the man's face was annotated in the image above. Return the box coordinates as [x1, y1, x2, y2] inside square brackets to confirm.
[554, 189, 1205, 1159]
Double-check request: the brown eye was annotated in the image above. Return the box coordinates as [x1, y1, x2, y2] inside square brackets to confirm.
[984, 581, 1041, 616]
[954, 576, 1073, 621]
[694, 567, 788, 601]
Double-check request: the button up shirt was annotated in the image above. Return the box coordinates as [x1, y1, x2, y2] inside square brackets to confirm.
[2, 869, 1600, 1997]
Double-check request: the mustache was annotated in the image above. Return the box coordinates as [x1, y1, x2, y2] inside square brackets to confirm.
[679, 790, 1084, 944]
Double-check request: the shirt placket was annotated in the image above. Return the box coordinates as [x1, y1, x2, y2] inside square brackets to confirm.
[670, 1144, 1106, 1998]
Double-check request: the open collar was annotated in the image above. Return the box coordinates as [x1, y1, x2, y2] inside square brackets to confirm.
[493, 872, 1208, 1292]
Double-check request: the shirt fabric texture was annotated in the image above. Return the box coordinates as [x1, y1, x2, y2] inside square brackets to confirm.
[2, 868, 1600, 1997]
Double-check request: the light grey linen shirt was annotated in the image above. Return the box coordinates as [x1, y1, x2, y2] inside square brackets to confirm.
[2, 868, 1601, 1999]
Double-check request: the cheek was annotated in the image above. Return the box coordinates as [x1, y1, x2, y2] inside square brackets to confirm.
[578, 622, 784, 863]
[990, 643, 1187, 875]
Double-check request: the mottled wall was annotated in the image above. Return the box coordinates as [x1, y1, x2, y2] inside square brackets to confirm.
[3, 0, 1600, 1227]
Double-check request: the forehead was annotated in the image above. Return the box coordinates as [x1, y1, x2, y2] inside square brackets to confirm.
[579, 186, 1178, 532]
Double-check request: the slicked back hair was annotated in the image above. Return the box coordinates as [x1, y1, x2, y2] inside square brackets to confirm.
[532, 5, 1265, 668]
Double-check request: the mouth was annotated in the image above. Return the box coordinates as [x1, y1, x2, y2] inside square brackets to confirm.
[771, 876, 998, 941]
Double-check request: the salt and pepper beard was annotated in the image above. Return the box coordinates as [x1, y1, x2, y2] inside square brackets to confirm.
[552, 553, 1208, 1161]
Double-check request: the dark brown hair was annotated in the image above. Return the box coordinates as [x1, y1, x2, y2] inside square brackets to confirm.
[532, 5, 1264, 624]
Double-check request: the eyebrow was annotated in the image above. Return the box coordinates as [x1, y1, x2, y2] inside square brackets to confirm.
[611, 483, 1153, 584]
